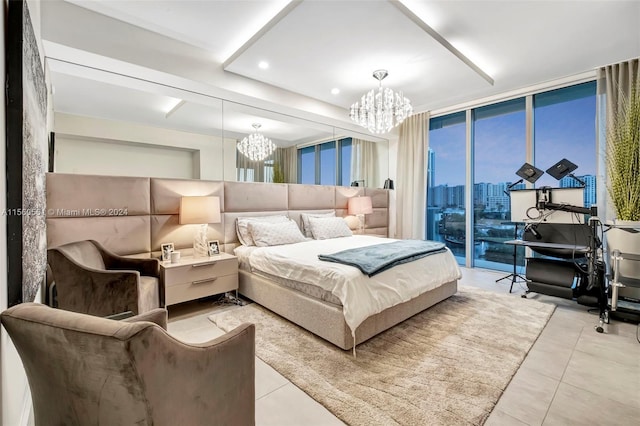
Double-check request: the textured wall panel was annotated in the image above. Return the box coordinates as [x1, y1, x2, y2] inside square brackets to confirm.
[46, 173, 150, 216]
[151, 178, 223, 214]
[288, 184, 335, 210]
[224, 182, 288, 212]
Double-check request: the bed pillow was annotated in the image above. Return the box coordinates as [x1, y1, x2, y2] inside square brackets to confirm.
[308, 216, 353, 240]
[248, 219, 308, 247]
[236, 215, 289, 246]
[300, 211, 336, 237]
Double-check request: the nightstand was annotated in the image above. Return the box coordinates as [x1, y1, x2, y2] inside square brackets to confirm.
[161, 253, 238, 306]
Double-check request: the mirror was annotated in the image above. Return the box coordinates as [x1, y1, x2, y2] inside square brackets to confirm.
[49, 59, 389, 187]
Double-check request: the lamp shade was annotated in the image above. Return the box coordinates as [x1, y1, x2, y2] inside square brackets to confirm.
[348, 196, 373, 215]
[179, 196, 221, 224]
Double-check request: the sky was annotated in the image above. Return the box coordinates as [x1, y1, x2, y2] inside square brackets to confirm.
[429, 85, 596, 188]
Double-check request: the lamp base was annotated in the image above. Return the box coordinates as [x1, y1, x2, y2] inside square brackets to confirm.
[357, 214, 365, 235]
[193, 224, 209, 257]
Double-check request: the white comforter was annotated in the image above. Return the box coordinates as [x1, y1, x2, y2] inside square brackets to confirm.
[235, 235, 462, 334]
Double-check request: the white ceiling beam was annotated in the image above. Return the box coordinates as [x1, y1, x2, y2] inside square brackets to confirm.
[165, 100, 186, 118]
[389, 0, 494, 86]
[223, 0, 303, 69]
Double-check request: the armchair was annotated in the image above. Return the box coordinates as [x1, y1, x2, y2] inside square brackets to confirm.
[47, 240, 163, 317]
[1, 303, 255, 426]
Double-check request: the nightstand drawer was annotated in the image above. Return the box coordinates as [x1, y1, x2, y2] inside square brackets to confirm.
[164, 258, 238, 286]
[165, 274, 238, 305]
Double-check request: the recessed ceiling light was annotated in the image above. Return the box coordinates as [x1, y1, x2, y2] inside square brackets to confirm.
[331, 88, 340, 95]
[258, 61, 269, 69]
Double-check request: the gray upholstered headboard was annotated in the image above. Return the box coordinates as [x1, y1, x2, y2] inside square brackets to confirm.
[46, 173, 389, 257]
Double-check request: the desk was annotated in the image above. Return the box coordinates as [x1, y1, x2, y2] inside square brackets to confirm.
[504, 240, 589, 252]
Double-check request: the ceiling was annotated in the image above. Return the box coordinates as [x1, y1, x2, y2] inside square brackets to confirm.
[41, 0, 640, 144]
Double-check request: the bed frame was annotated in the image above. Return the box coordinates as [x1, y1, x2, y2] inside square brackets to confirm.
[239, 270, 457, 350]
[46, 174, 458, 349]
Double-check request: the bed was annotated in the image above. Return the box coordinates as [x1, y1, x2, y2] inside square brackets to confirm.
[236, 232, 461, 350]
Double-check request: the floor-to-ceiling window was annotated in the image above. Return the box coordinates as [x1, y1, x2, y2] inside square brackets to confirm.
[340, 138, 352, 186]
[473, 99, 527, 271]
[319, 141, 336, 185]
[426, 80, 598, 273]
[297, 138, 352, 185]
[534, 81, 597, 207]
[298, 146, 316, 184]
[428, 112, 466, 264]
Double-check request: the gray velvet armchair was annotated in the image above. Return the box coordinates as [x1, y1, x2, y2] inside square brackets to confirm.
[1, 303, 256, 426]
[47, 240, 163, 317]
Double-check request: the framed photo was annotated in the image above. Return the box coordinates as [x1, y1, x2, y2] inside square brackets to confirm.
[208, 240, 220, 256]
[160, 243, 174, 261]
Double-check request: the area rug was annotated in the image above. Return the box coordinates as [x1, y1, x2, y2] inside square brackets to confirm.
[209, 286, 555, 425]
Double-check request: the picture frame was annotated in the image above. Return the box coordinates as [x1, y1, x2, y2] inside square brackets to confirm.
[208, 240, 220, 256]
[161, 243, 174, 261]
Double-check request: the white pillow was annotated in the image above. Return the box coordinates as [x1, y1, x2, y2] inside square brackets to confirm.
[236, 215, 289, 246]
[308, 216, 353, 240]
[300, 211, 336, 237]
[248, 220, 308, 247]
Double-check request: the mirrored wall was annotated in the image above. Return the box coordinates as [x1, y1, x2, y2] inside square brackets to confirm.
[49, 60, 389, 187]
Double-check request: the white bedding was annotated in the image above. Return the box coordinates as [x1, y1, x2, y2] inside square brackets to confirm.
[235, 235, 462, 334]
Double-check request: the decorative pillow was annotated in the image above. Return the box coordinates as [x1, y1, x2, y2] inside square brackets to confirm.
[300, 211, 336, 237]
[308, 216, 353, 240]
[248, 220, 308, 247]
[236, 215, 289, 246]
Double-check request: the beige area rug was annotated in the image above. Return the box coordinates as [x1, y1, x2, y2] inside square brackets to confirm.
[210, 286, 555, 426]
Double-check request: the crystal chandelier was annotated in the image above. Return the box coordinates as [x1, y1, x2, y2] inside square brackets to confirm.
[237, 123, 276, 161]
[350, 70, 413, 134]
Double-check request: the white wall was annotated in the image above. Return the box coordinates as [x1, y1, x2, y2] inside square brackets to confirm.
[54, 113, 238, 181]
[56, 136, 196, 179]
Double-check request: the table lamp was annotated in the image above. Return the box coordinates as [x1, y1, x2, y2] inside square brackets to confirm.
[348, 196, 373, 234]
[179, 196, 221, 257]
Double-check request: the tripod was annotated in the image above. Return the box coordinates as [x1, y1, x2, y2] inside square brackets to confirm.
[496, 222, 526, 293]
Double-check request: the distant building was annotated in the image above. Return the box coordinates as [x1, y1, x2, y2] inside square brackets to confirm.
[559, 174, 596, 206]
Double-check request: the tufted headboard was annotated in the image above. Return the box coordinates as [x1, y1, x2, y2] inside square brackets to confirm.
[46, 173, 389, 257]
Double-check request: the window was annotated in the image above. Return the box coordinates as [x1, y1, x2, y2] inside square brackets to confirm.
[428, 112, 466, 264]
[319, 141, 336, 185]
[298, 146, 316, 184]
[473, 98, 526, 271]
[297, 139, 352, 185]
[340, 138, 352, 186]
[534, 82, 597, 207]
[426, 81, 598, 273]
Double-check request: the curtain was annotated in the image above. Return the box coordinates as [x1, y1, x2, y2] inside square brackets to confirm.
[274, 146, 298, 183]
[350, 138, 376, 187]
[597, 58, 640, 220]
[236, 141, 271, 182]
[395, 111, 429, 239]
[598, 58, 639, 114]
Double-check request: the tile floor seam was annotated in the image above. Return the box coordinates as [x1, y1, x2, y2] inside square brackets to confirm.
[255, 381, 291, 401]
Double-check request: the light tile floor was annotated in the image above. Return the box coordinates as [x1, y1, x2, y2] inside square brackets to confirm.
[167, 267, 640, 426]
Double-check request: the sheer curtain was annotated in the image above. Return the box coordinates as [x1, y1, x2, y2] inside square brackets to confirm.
[395, 112, 429, 239]
[350, 138, 376, 186]
[236, 142, 267, 182]
[274, 146, 298, 183]
[597, 58, 640, 220]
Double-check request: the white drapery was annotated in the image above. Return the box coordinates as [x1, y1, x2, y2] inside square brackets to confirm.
[236, 145, 297, 183]
[395, 111, 429, 239]
[597, 58, 640, 221]
[350, 138, 376, 187]
[274, 146, 298, 183]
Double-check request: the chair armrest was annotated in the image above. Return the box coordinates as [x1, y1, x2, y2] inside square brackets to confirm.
[48, 249, 141, 316]
[121, 308, 168, 330]
[131, 323, 255, 426]
[92, 241, 160, 278]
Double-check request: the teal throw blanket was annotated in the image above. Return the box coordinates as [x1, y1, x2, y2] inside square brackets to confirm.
[318, 240, 447, 277]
